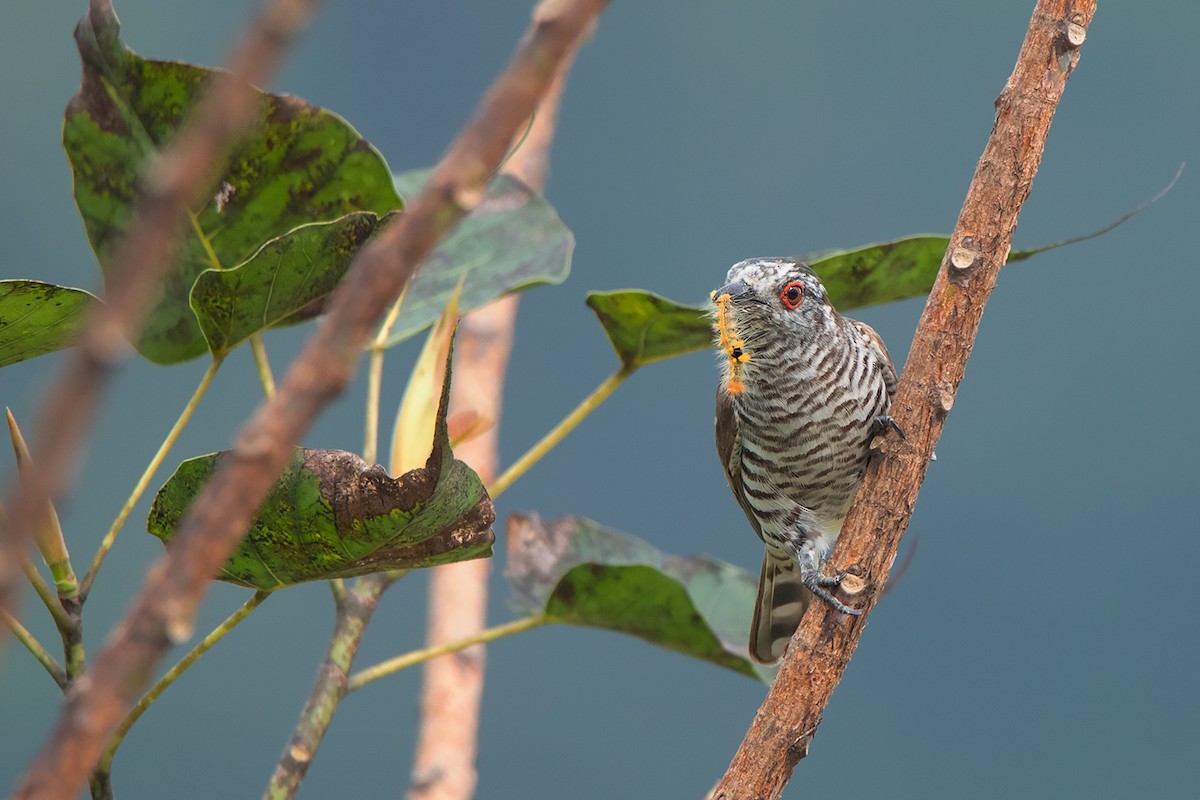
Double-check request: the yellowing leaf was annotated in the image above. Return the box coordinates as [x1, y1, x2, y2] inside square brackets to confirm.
[390, 283, 463, 475]
[447, 410, 494, 448]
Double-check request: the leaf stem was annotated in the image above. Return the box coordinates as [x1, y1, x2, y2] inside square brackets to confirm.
[249, 333, 276, 398]
[20, 554, 72, 632]
[363, 288, 408, 465]
[81, 357, 223, 598]
[189, 207, 274, 400]
[93, 590, 270, 781]
[488, 367, 634, 500]
[19, 556, 85, 679]
[3, 608, 68, 689]
[189, 210, 224, 271]
[363, 349, 385, 465]
[347, 613, 548, 693]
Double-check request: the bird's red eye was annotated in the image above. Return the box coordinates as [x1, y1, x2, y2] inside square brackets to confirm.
[780, 280, 804, 310]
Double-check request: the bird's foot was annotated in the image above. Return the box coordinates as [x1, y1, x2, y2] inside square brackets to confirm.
[872, 415, 905, 439]
[804, 570, 862, 616]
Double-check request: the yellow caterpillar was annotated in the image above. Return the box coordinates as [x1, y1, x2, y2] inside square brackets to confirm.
[711, 290, 751, 396]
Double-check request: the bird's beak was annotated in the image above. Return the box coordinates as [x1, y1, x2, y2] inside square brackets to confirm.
[712, 280, 753, 302]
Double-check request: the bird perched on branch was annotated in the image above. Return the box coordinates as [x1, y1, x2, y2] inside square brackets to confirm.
[711, 257, 900, 664]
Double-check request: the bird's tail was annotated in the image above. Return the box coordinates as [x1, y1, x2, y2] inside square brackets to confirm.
[749, 550, 809, 664]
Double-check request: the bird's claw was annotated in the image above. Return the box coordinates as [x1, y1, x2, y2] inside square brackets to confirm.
[805, 571, 861, 616]
[873, 415, 905, 439]
[814, 569, 847, 587]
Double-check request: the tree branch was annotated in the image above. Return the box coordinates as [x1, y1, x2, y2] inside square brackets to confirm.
[11, 3, 608, 798]
[0, 0, 324, 637]
[711, 1, 1096, 797]
[262, 574, 391, 800]
[408, 20, 584, 800]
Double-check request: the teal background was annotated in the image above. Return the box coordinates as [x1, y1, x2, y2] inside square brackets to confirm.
[3, 1, 1199, 798]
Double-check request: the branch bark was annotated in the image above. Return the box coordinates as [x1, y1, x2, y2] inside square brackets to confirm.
[262, 574, 392, 800]
[11, 2, 608, 798]
[408, 28, 584, 800]
[0, 0, 325, 625]
[711, 1, 1096, 797]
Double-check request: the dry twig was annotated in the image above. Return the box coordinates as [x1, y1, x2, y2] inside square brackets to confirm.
[712, 1, 1096, 796]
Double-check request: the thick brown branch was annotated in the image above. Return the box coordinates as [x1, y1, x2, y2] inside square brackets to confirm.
[0, 0, 325, 621]
[11, 3, 608, 799]
[408, 35, 583, 800]
[711, 1, 1096, 797]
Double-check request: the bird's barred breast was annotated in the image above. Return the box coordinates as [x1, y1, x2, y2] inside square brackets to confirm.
[735, 333, 889, 536]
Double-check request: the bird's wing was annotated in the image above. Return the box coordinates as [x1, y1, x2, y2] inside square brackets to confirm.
[715, 386, 762, 539]
[851, 319, 898, 397]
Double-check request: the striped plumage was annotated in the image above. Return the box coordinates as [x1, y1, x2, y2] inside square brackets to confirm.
[712, 257, 897, 664]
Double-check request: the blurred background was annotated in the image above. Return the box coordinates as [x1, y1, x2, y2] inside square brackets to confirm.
[3, 1, 1198, 797]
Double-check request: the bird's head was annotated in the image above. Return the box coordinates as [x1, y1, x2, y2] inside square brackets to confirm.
[710, 257, 835, 355]
[710, 259, 835, 391]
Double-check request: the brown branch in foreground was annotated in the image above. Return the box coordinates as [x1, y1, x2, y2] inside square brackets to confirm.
[0, 0, 325, 624]
[408, 34, 583, 800]
[712, 1, 1096, 797]
[11, 3, 609, 799]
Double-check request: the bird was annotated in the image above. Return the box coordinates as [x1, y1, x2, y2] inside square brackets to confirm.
[711, 257, 899, 664]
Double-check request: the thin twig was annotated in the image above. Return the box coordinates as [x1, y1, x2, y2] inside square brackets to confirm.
[260, 572, 409, 800]
[711, 2, 1096, 797]
[11, 3, 608, 798]
[261, 574, 392, 800]
[0, 0, 325, 636]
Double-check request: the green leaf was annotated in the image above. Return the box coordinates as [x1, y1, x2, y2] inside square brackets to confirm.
[189, 212, 389, 358]
[807, 234, 1044, 306]
[378, 170, 573, 349]
[811, 233, 1060, 309]
[584, 235, 1015, 369]
[585, 290, 714, 370]
[809, 234, 949, 310]
[0, 280, 101, 368]
[63, 6, 402, 364]
[506, 514, 772, 682]
[147, 338, 493, 590]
